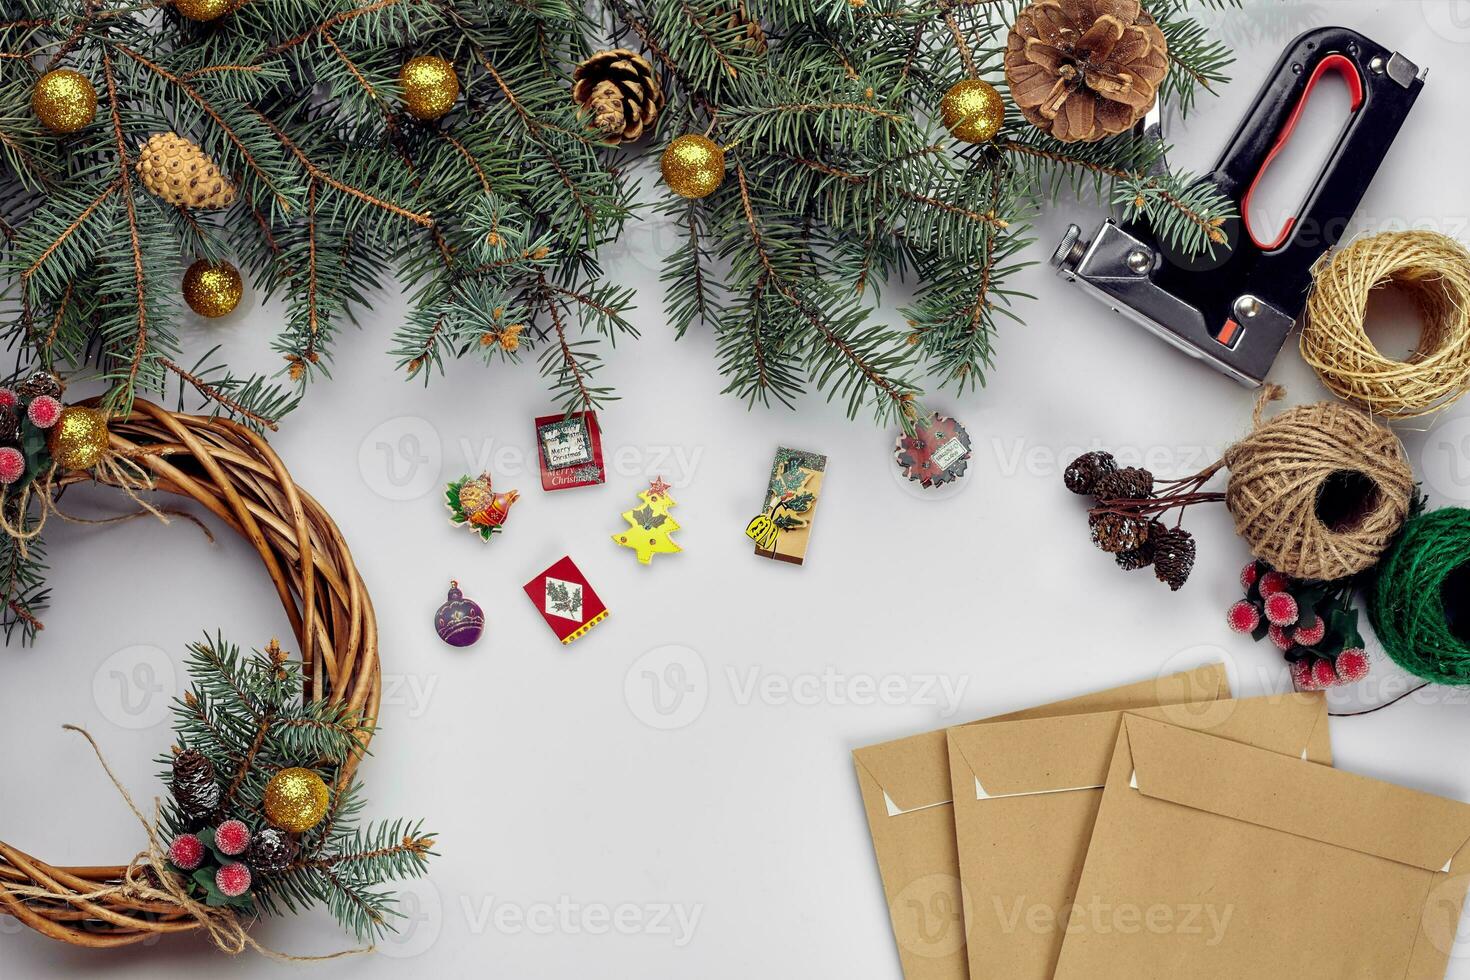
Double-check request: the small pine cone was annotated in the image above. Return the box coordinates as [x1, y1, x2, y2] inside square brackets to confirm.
[1090, 510, 1149, 554]
[729, 2, 767, 53]
[0, 407, 19, 445]
[571, 49, 663, 144]
[1152, 527, 1196, 591]
[170, 749, 221, 823]
[1114, 521, 1162, 570]
[246, 827, 299, 874]
[16, 369, 62, 399]
[136, 132, 237, 210]
[1064, 450, 1116, 495]
[1094, 466, 1154, 501]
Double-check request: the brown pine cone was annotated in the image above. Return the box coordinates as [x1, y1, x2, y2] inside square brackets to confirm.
[1004, 0, 1169, 143]
[0, 407, 18, 445]
[1152, 526, 1196, 590]
[1064, 450, 1116, 495]
[170, 748, 221, 823]
[572, 49, 663, 144]
[1094, 465, 1154, 501]
[730, 3, 767, 54]
[247, 827, 299, 874]
[1089, 510, 1149, 553]
[1114, 522, 1162, 570]
[136, 132, 237, 210]
[16, 369, 62, 399]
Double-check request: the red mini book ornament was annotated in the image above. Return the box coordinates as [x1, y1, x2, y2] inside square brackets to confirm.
[535, 411, 606, 491]
[523, 555, 608, 644]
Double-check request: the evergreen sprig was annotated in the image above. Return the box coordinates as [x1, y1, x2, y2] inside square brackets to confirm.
[159, 635, 434, 943]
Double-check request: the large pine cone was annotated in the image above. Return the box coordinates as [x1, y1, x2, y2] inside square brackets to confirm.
[1152, 526, 1196, 590]
[170, 748, 221, 823]
[572, 49, 663, 144]
[1004, 0, 1169, 143]
[247, 827, 299, 874]
[136, 132, 237, 209]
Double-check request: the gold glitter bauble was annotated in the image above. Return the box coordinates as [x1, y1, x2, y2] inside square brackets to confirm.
[940, 78, 1005, 144]
[182, 259, 243, 318]
[660, 134, 725, 199]
[400, 56, 460, 122]
[262, 767, 330, 833]
[173, 0, 232, 20]
[47, 406, 110, 472]
[32, 69, 96, 134]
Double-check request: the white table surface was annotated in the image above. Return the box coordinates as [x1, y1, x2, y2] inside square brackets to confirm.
[6, 2, 1470, 976]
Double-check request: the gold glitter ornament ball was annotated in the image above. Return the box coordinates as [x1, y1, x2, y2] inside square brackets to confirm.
[400, 56, 460, 122]
[262, 767, 330, 833]
[660, 134, 725, 199]
[182, 259, 243, 318]
[48, 406, 110, 472]
[32, 69, 97, 134]
[940, 78, 1005, 144]
[173, 0, 231, 20]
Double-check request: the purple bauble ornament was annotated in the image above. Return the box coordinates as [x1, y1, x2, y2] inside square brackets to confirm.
[435, 580, 484, 647]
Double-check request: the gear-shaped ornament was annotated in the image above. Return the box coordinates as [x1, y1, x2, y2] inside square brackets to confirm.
[895, 413, 972, 488]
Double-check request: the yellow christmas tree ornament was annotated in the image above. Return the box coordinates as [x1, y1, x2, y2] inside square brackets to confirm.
[48, 406, 111, 471]
[262, 766, 331, 832]
[612, 476, 682, 564]
[173, 0, 232, 21]
[32, 69, 96, 134]
[660, 134, 725, 199]
[940, 78, 1005, 144]
[182, 259, 243, 317]
[400, 55, 460, 121]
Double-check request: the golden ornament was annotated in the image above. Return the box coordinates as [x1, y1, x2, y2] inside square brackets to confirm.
[31, 69, 96, 134]
[47, 406, 110, 472]
[173, 0, 232, 21]
[660, 134, 725, 199]
[182, 259, 243, 318]
[940, 79, 1005, 144]
[262, 767, 330, 833]
[400, 56, 460, 122]
[136, 132, 237, 209]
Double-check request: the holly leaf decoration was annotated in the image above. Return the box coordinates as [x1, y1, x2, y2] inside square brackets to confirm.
[784, 491, 815, 514]
[772, 514, 804, 530]
[633, 505, 666, 529]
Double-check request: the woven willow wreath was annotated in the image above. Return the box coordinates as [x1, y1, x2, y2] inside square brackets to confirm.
[0, 400, 414, 951]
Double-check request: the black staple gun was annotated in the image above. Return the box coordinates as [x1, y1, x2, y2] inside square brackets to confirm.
[1051, 27, 1426, 386]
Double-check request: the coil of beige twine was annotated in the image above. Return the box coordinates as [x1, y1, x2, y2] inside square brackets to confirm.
[1302, 230, 1470, 418]
[1223, 386, 1415, 580]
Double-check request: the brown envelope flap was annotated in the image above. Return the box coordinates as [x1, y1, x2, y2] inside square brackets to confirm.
[949, 692, 1324, 798]
[853, 664, 1230, 813]
[1125, 715, 1470, 873]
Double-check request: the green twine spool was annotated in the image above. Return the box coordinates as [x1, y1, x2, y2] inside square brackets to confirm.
[1369, 507, 1470, 685]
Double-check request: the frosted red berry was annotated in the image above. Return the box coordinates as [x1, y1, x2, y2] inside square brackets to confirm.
[1227, 600, 1260, 633]
[1264, 591, 1299, 626]
[215, 862, 252, 898]
[1311, 659, 1340, 689]
[168, 833, 204, 870]
[1293, 618, 1326, 647]
[214, 819, 250, 856]
[1240, 562, 1260, 591]
[26, 395, 61, 429]
[0, 447, 25, 485]
[0, 389, 16, 410]
[1259, 571, 1291, 596]
[1268, 624, 1293, 651]
[1337, 649, 1369, 682]
[1290, 659, 1315, 691]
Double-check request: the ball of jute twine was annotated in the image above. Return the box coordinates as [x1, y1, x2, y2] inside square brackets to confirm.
[1302, 230, 1470, 418]
[1222, 385, 1415, 581]
[1369, 507, 1470, 686]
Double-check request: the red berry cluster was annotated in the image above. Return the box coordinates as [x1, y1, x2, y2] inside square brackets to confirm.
[1227, 561, 1369, 690]
[0, 371, 66, 488]
[166, 817, 296, 903]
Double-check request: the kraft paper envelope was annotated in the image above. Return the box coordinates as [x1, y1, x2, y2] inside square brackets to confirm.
[1055, 714, 1470, 980]
[852, 663, 1229, 980]
[947, 693, 1332, 980]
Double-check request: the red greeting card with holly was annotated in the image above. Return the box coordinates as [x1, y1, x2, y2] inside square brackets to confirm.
[523, 555, 608, 644]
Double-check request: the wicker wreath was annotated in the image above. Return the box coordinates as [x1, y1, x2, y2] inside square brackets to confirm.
[0, 399, 380, 948]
